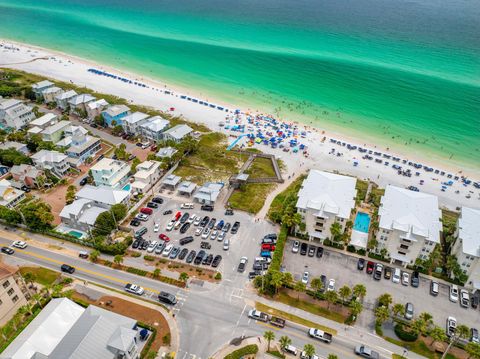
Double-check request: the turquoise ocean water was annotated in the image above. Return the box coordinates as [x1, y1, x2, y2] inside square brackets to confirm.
[0, 0, 479, 169]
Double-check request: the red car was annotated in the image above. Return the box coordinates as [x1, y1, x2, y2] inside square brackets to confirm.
[174, 211, 182, 221]
[261, 243, 275, 251]
[159, 233, 170, 242]
[140, 207, 153, 215]
[366, 261, 375, 274]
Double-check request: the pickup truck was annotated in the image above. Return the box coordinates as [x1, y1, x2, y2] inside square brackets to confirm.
[308, 328, 333, 343]
[270, 317, 286, 328]
[248, 309, 269, 322]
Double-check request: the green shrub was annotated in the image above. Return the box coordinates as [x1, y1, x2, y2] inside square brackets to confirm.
[269, 226, 287, 272]
[375, 322, 383, 336]
[347, 245, 356, 253]
[126, 267, 147, 276]
[215, 272, 222, 280]
[162, 333, 171, 345]
[144, 255, 155, 261]
[394, 323, 418, 342]
[357, 248, 367, 256]
[267, 350, 285, 359]
[130, 251, 142, 258]
[224, 344, 258, 359]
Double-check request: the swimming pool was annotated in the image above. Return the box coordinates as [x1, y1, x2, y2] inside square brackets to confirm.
[353, 212, 370, 233]
[69, 230, 84, 239]
[123, 184, 131, 191]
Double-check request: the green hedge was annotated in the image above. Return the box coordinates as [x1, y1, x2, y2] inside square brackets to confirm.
[269, 226, 288, 272]
[224, 344, 258, 359]
[137, 322, 157, 359]
[394, 323, 418, 342]
[127, 267, 148, 276]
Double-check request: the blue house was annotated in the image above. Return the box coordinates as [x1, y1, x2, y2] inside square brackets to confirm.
[101, 104, 131, 127]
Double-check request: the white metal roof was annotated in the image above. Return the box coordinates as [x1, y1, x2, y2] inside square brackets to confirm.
[76, 185, 129, 206]
[378, 185, 441, 243]
[296, 170, 356, 219]
[123, 111, 149, 125]
[163, 124, 193, 140]
[458, 207, 480, 257]
[30, 113, 57, 127]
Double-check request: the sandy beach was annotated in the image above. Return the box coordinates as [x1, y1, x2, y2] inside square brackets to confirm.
[1, 39, 479, 211]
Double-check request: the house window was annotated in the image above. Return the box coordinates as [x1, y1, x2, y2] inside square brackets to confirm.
[2, 281, 10, 289]
[400, 244, 409, 250]
[315, 222, 324, 228]
[11, 295, 18, 303]
[403, 239, 411, 243]
[398, 251, 407, 256]
[7, 288, 14, 296]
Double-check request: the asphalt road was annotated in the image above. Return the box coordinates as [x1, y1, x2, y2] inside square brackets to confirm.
[0, 236, 408, 359]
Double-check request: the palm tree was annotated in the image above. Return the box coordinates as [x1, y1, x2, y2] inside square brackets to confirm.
[441, 324, 470, 359]
[179, 272, 189, 282]
[310, 277, 323, 294]
[153, 268, 161, 278]
[0, 325, 9, 341]
[17, 305, 29, 320]
[324, 290, 338, 310]
[279, 335, 292, 352]
[89, 249, 100, 263]
[411, 318, 427, 336]
[465, 342, 480, 359]
[294, 281, 306, 300]
[263, 331, 275, 351]
[270, 270, 284, 294]
[338, 285, 352, 304]
[282, 272, 293, 287]
[303, 344, 315, 357]
[328, 355, 339, 359]
[377, 293, 393, 308]
[353, 284, 367, 301]
[22, 272, 36, 287]
[349, 300, 363, 317]
[419, 312, 433, 332]
[113, 255, 123, 266]
[374, 306, 390, 325]
[392, 303, 405, 319]
[330, 222, 343, 242]
[429, 325, 447, 347]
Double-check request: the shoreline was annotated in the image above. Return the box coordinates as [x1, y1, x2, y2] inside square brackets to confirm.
[0, 39, 479, 210]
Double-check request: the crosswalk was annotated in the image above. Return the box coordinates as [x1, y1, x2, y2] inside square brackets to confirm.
[177, 349, 201, 359]
[172, 289, 189, 315]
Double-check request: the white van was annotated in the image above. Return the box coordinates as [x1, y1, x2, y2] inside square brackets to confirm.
[392, 268, 401, 283]
[181, 203, 194, 209]
[283, 345, 298, 355]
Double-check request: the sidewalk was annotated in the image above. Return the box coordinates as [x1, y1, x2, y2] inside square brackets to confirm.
[74, 280, 180, 358]
[253, 294, 425, 359]
[212, 336, 267, 359]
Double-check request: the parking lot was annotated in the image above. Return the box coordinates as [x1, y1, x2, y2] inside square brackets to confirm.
[128, 194, 277, 281]
[283, 238, 480, 332]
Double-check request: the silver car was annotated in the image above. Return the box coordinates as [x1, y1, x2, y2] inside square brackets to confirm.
[405, 302, 414, 320]
[223, 239, 230, 250]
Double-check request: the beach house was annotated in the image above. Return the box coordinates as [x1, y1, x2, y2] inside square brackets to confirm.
[0, 179, 26, 208]
[1, 298, 142, 359]
[101, 104, 131, 127]
[131, 160, 161, 194]
[41, 86, 63, 103]
[451, 207, 480, 289]
[122, 111, 149, 135]
[31, 150, 70, 178]
[29, 112, 58, 130]
[0, 98, 36, 130]
[376, 185, 442, 267]
[31, 80, 54, 99]
[86, 98, 109, 120]
[0, 263, 28, 326]
[63, 127, 102, 166]
[0, 141, 29, 155]
[10, 164, 44, 189]
[193, 182, 223, 205]
[90, 158, 130, 189]
[60, 185, 129, 233]
[68, 94, 96, 116]
[55, 90, 77, 110]
[41, 120, 70, 143]
[295, 170, 356, 242]
[162, 124, 193, 143]
[156, 146, 177, 159]
[140, 115, 170, 142]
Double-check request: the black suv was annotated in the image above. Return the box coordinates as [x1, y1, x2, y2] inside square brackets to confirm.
[225, 209, 234, 215]
[180, 212, 190, 223]
[186, 250, 196, 263]
[201, 205, 214, 211]
[208, 218, 216, 229]
[200, 216, 210, 227]
[231, 221, 240, 234]
[158, 291, 177, 305]
[61, 264, 75, 274]
[300, 242, 308, 255]
[179, 236, 194, 245]
[411, 271, 420, 287]
[194, 250, 206, 265]
[180, 222, 191, 234]
[357, 258, 365, 270]
[152, 197, 163, 204]
[146, 202, 158, 209]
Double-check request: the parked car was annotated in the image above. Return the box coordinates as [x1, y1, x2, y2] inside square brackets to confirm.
[405, 302, 414, 320]
[201, 228, 210, 239]
[12, 241, 27, 249]
[163, 210, 172, 215]
[357, 258, 365, 270]
[186, 250, 196, 263]
[140, 207, 153, 215]
[194, 216, 202, 226]
[316, 246, 324, 258]
[124, 283, 144, 295]
[79, 177, 88, 186]
[169, 247, 180, 259]
[212, 255, 222, 268]
[373, 263, 383, 280]
[201, 204, 214, 211]
[411, 271, 420, 287]
[147, 241, 158, 253]
[158, 291, 177, 305]
[208, 218, 216, 229]
[178, 248, 189, 260]
[225, 208, 233, 215]
[153, 223, 160, 232]
[301, 271, 310, 284]
[292, 241, 300, 253]
[308, 246, 315, 257]
[472, 291, 480, 309]
[130, 219, 141, 227]
[354, 345, 379, 359]
[60, 264, 75, 274]
[300, 242, 308, 255]
[401, 271, 410, 286]
[195, 227, 203, 236]
[392, 268, 401, 283]
[159, 233, 170, 242]
[179, 236, 194, 245]
[216, 220, 225, 230]
[162, 244, 173, 257]
[237, 257, 248, 272]
[366, 261, 375, 274]
[194, 250, 206, 265]
[222, 222, 231, 232]
[136, 213, 149, 221]
[223, 239, 230, 251]
[188, 214, 196, 224]
[384, 266, 392, 280]
[283, 345, 298, 355]
[1, 247, 14, 255]
[471, 328, 479, 344]
[180, 222, 191, 234]
[460, 289, 470, 308]
[152, 197, 163, 204]
[327, 279, 335, 291]
[180, 212, 190, 223]
[450, 285, 459, 302]
[146, 202, 158, 209]
[155, 242, 166, 255]
[210, 230, 218, 241]
[231, 221, 240, 234]
[446, 316, 457, 337]
[200, 216, 210, 227]
[430, 281, 439, 296]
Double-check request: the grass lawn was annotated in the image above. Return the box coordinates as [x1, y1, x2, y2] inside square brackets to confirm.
[385, 337, 458, 359]
[245, 157, 276, 178]
[20, 266, 59, 286]
[355, 179, 369, 203]
[229, 183, 276, 214]
[369, 186, 385, 207]
[267, 175, 305, 221]
[255, 301, 338, 335]
[275, 292, 348, 324]
[174, 132, 249, 183]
